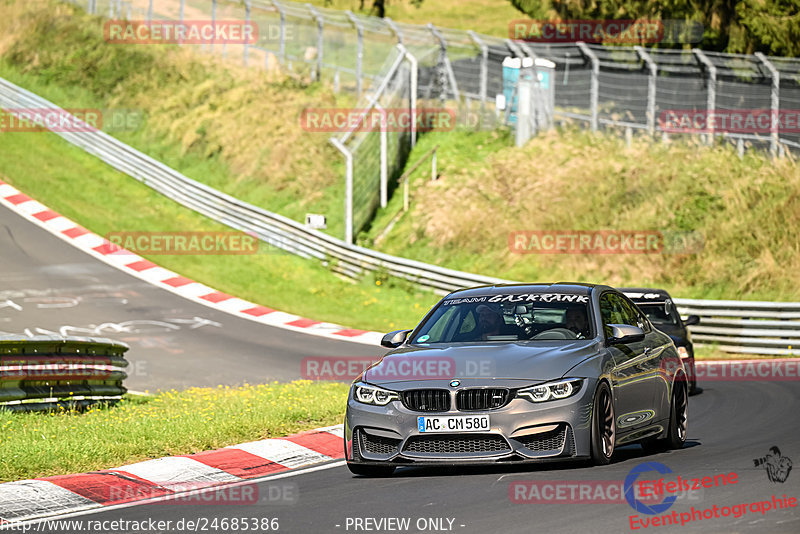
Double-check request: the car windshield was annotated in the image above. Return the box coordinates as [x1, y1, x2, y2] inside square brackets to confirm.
[411, 293, 593, 343]
[638, 302, 681, 326]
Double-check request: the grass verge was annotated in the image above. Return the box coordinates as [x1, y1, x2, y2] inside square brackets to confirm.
[0, 381, 348, 482]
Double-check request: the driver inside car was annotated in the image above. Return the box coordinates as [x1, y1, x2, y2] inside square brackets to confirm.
[565, 306, 590, 339]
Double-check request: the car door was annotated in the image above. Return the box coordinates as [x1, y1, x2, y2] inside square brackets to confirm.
[600, 292, 656, 434]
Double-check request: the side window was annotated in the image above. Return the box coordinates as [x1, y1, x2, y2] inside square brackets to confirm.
[599, 293, 616, 338]
[601, 293, 645, 338]
[617, 296, 642, 329]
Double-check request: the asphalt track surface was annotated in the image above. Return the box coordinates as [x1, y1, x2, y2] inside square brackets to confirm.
[0, 204, 385, 391]
[38, 380, 800, 533]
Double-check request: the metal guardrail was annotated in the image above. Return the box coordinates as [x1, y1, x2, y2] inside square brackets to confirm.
[2, 77, 799, 356]
[673, 299, 800, 356]
[0, 335, 129, 411]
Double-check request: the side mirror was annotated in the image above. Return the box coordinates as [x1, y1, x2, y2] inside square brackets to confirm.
[381, 329, 411, 348]
[608, 324, 645, 344]
[684, 315, 700, 327]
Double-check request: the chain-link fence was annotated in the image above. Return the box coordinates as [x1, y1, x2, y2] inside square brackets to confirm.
[63, 0, 800, 242]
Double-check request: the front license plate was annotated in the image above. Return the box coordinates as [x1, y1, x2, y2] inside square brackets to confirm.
[417, 415, 490, 433]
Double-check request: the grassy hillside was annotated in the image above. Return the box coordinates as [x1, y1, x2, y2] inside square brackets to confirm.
[0, 0, 439, 332]
[304, 0, 524, 38]
[0, 0, 353, 238]
[367, 128, 800, 301]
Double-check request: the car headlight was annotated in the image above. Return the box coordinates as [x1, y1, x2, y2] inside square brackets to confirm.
[353, 382, 399, 406]
[517, 378, 583, 403]
[677, 346, 689, 359]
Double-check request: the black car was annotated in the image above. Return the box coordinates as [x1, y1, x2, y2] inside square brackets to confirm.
[620, 288, 700, 394]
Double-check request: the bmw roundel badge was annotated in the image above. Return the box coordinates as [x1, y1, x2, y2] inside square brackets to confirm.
[449, 380, 460, 387]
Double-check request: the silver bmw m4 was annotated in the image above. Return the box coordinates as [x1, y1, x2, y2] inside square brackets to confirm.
[344, 283, 688, 476]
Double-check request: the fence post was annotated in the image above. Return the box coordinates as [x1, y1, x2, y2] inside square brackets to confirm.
[515, 68, 532, 147]
[330, 138, 354, 244]
[243, 0, 252, 66]
[375, 103, 388, 208]
[210, 0, 217, 53]
[467, 31, 488, 115]
[270, 0, 286, 62]
[385, 18, 403, 44]
[346, 11, 364, 98]
[147, 0, 153, 22]
[399, 44, 418, 148]
[179, 0, 185, 24]
[307, 4, 324, 82]
[755, 52, 780, 158]
[576, 42, 598, 132]
[635, 46, 657, 137]
[427, 24, 460, 103]
[693, 49, 716, 144]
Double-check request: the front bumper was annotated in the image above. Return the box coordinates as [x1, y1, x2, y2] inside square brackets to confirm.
[344, 380, 597, 465]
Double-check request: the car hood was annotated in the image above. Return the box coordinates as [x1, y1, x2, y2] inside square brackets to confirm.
[362, 340, 603, 387]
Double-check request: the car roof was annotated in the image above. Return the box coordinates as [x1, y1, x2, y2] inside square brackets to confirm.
[446, 282, 611, 299]
[618, 287, 672, 303]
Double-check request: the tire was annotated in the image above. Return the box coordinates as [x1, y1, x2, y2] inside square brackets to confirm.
[590, 382, 615, 465]
[642, 379, 688, 453]
[346, 463, 396, 477]
[687, 360, 698, 395]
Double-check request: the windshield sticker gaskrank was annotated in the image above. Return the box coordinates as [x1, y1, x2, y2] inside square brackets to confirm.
[488, 293, 589, 303]
[444, 294, 589, 305]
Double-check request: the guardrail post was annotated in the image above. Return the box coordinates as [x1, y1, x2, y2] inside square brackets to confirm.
[376, 103, 388, 208]
[307, 4, 324, 82]
[468, 31, 488, 114]
[346, 11, 364, 98]
[576, 42, 598, 132]
[271, 0, 286, 62]
[635, 45, 657, 137]
[693, 49, 716, 145]
[330, 138, 354, 244]
[243, 0, 252, 66]
[755, 52, 780, 158]
[384, 17, 403, 44]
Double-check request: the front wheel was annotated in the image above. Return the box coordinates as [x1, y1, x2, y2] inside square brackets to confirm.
[590, 382, 615, 465]
[346, 463, 396, 477]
